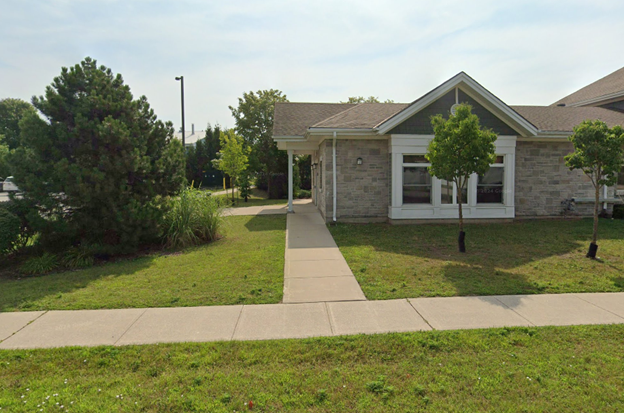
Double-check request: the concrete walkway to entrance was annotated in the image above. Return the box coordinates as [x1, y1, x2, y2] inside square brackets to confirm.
[283, 200, 366, 303]
[1, 293, 623, 349]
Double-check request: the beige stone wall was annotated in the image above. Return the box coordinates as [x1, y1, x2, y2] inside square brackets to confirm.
[321, 139, 390, 222]
[515, 140, 609, 217]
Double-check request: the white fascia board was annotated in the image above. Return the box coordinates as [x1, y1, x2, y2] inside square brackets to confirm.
[376, 72, 539, 137]
[307, 128, 376, 135]
[276, 140, 320, 151]
[273, 135, 306, 141]
[566, 91, 624, 107]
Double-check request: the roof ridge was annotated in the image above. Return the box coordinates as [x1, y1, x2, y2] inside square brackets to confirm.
[311, 103, 366, 127]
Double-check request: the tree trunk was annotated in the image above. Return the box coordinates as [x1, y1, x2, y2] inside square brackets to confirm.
[266, 166, 271, 199]
[457, 177, 466, 253]
[587, 182, 600, 258]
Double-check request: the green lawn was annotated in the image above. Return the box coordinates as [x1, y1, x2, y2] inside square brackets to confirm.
[1, 325, 622, 412]
[329, 218, 624, 300]
[0, 215, 286, 312]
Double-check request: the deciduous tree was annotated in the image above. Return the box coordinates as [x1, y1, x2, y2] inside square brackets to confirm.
[229, 90, 288, 197]
[565, 120, 624, 258]
[427, 104, 497, 252]
[0, 98, 36, 150]
[212, 129, 250, 203]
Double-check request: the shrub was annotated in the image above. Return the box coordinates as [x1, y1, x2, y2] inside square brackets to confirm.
[162, 186, 226, 248]
[268, 173, 287, 199]
[0, 208, 20, 254]
[255, 173, 268, 191]
[613, 204, 624, 219]
[62, 245, 96, 269]
[297, 189, 311, 199]
[20, 252, 59, 275]
[238, 173, 252, 202]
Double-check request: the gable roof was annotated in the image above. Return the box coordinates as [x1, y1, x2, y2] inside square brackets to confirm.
[552, 66, 624, 107]
[376, 72, 538, 136]
[273, 102, 355, 137]
[512, 105, 624, 132]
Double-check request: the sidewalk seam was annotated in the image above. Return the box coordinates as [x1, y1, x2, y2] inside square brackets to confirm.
[572, 294, 624, 321]
[324, 302, 335, 335]
[406, 299, 435, 331]
[1, 310, 49, 343]
[491, 297, 536, 326]
[114, 309, 147, 345]
[230, 305, 245, 341]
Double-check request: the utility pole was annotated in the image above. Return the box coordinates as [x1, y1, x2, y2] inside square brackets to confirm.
[175, 76, 185, 147]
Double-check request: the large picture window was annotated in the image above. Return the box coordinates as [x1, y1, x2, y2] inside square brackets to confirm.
[402, 155, 431, 204]
[617, 166, 624, 194]
[477, 156, 504, 204]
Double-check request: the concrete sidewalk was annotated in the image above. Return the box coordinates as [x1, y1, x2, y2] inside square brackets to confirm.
[1, 293, 623, 349]
[283, 200, 366, 303]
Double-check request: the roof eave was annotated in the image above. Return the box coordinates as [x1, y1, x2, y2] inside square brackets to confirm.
[563, 90, 624, 107]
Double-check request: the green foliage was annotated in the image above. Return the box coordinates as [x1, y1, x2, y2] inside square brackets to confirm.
[0, 208, 20, 255]
[163, 186, 225, 248]
[237, 173, 252, 201]
[0, 98, 36, 149]
[613, 205, 624, 219]
[62, 245, 96, 269]
[9, 57, 185, 251]
[229, 90, 288, 197]
[297, 189, 311, 199]
[428, 103, 497, 232]
[212, 129, 250, 201]
[366, 375, 395, 397]
[565, 120, 624, 246]
[565, 120, 624, 188]
[0, 137, 10, 179]
[185, 123, 223, 187]
[20, 252, 59, 275]
[341, 96, 395, 103]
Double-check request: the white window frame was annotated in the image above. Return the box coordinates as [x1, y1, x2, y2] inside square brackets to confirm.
[389, 135, 516, 220]
[402, 155, 432, 205]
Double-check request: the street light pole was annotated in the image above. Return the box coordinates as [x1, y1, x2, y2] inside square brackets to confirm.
[175, 76, 185, 147]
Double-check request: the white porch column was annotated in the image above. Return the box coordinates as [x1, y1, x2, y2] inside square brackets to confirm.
[287, 149, 294, 213]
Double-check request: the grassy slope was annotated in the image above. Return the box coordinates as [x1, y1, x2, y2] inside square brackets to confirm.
[329, 219, 624, 300]
[0, 215, 286, 312]
[0, 325, 622, 412]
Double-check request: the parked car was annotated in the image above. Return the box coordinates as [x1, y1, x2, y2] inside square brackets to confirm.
[2, 176, 19, 192]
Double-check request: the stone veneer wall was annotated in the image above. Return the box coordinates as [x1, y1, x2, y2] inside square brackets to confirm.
[322, 139, 389, 222]
[515, 140, 610, 217]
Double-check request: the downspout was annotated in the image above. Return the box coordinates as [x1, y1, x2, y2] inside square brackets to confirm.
[332, 132, 337, 222]
[603, 184, 608, 211]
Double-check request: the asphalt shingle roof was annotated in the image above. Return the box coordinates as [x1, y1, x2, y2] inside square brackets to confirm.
[273, 102, 355, 136]
[512, 105, 624, 132]
[552, 66, 624, 106]
[273, 101, 624, 138]
[311, 103, 408, 129]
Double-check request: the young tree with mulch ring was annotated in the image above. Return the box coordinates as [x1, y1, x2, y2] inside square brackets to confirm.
[565, 120, 624, 259]
[427, 104, 497, 253]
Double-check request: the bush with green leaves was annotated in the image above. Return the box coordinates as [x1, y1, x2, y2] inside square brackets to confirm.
[237, 173, 252, 202]
[62, 245, 97, 269]
[162, 186, 226, 248]
[20, 252, 59, 275]
[0, 207, 20, 255]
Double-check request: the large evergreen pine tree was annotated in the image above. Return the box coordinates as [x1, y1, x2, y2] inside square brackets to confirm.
[11, 57, 185, 250]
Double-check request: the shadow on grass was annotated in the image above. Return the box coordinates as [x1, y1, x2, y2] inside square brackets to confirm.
[243, 214, 287, 232]
[0, 255, 155, 312]
[331, 218, 624, 298]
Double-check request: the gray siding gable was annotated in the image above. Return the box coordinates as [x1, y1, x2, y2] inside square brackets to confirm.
[389, 89, 518, 135]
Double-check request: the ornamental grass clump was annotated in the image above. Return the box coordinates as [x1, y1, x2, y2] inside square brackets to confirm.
[163, 186, 226, 248]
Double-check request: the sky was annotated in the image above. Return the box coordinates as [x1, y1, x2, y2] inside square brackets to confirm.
[2, 0, 624, 132]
